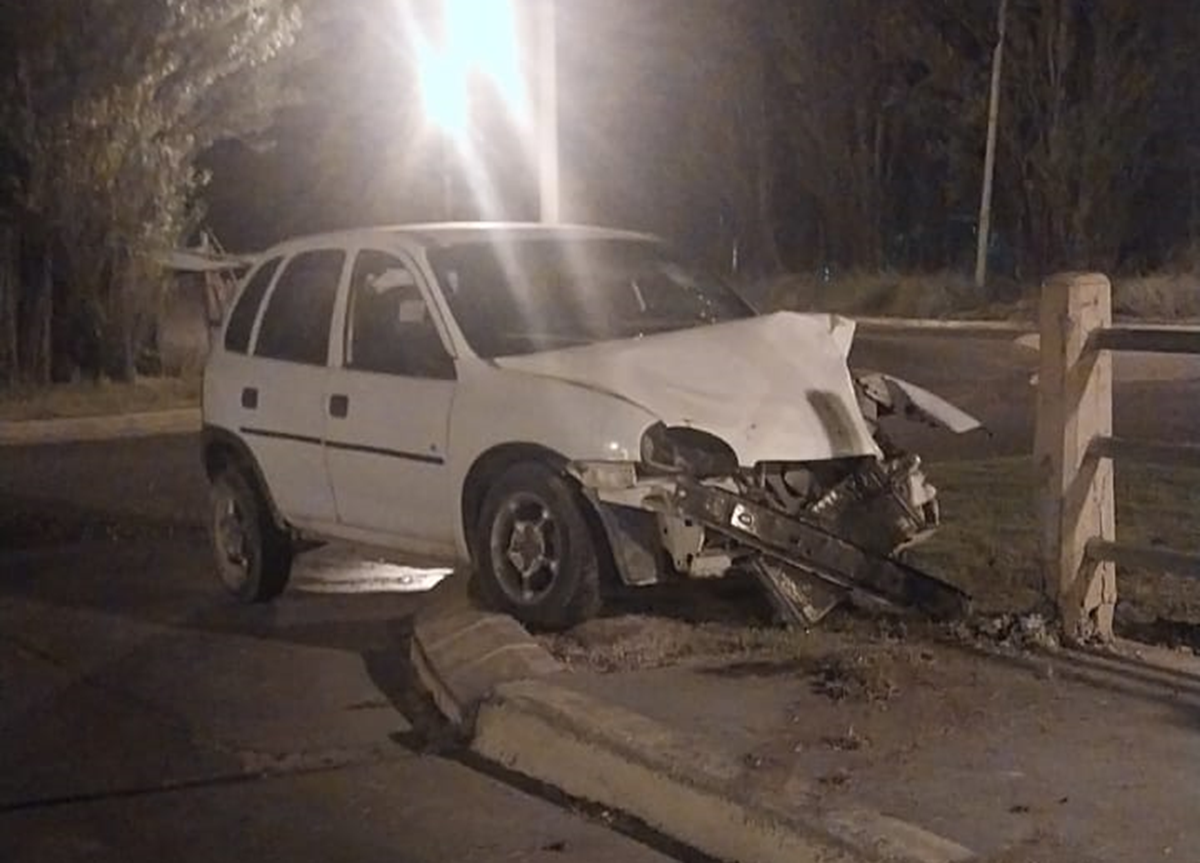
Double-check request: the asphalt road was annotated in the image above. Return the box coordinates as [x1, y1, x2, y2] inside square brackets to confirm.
[0, 440, 678, 862]
[2, 331, 1198, 862]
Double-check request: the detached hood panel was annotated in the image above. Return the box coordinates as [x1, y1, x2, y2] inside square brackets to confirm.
[495, 312, 881, 465]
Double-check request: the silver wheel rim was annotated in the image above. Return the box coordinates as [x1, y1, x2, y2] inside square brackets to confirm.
[212, 484, 255, 593]
[488, 491, 563, 605]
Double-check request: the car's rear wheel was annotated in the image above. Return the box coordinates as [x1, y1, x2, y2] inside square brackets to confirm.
[209, 467, 293, 603]
[472, 461, 603, 630]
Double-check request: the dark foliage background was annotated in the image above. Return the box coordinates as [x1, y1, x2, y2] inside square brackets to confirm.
[4, 0, 1200, 381]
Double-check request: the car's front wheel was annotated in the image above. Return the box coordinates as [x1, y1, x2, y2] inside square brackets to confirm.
[472, 461, 603, 630]
[209, 467, 293, 603]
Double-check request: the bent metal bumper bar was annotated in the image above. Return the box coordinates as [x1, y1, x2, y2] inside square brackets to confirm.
[669, 478, 971, 622]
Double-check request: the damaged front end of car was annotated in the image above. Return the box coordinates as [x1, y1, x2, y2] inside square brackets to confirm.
[569, 371, 980, 627]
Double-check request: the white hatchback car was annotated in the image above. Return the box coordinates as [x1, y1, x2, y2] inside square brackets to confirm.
[203, 223, 979, 628]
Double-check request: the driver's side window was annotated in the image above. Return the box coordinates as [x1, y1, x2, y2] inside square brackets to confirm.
[346, 250, 455, 379]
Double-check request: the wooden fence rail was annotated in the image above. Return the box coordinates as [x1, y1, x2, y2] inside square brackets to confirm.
[1034, 272, 1200, 642]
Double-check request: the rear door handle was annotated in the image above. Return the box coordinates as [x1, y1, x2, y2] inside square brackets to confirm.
[241, 387, 258, 409]
[329, 394, 349, 419]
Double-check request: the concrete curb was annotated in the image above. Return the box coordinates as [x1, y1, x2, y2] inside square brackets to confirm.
[411, 584, 975, 863]
[409, 573, 563, 728]
[0, 408, 201, 447]
[473, 679, 976, 863]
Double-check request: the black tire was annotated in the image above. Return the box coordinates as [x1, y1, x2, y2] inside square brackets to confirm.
[471, 461, 603, 630]
[209, 467, 293, 603]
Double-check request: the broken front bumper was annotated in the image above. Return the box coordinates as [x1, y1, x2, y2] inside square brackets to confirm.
[573, 457, 970, 625]
[668, 477, 969, 622]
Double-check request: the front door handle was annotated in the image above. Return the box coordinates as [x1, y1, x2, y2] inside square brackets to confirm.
[241, 387, 258, 409]
[329, 394, 349, 419]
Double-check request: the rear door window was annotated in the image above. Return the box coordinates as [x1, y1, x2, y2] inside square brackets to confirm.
[254, 249, 346, 365]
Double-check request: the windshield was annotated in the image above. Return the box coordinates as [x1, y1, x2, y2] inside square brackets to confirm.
[427, 237, 754, 359]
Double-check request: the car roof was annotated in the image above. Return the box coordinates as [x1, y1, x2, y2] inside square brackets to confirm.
[261, 222, 659, 257]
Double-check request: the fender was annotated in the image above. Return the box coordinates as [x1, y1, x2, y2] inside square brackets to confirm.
[201, 423, 290, 530]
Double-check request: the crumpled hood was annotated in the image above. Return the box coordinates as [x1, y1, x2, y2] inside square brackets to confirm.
[494, 311, 882, 465]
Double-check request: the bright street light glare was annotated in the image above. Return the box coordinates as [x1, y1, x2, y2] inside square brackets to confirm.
[417, 38, 470, 139]
[416, 0, 529, 140]
[445, 0, 529, 120]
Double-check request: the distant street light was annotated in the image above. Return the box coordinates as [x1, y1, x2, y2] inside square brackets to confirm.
[415, 0, 559, 223]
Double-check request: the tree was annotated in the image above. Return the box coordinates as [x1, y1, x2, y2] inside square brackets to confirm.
[997, 0, 1195, 272]
[908, 0, 1200, 276]
[557, 0, 781, 277]
[0, 0, 302, 381]
[765, 0, 988, 272]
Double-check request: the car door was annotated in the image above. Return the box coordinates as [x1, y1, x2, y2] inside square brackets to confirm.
[323, 248, 458, 548]
[241, 247, 346, 526]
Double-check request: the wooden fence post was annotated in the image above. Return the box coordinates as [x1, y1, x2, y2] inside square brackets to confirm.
[1034, 272, 1117, 643]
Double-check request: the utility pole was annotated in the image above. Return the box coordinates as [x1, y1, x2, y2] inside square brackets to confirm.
[537, 0, 560, 223]
[975, 0, 1009, 289]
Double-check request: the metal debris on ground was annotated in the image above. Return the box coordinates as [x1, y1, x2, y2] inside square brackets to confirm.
[949, 612, 1062, 652]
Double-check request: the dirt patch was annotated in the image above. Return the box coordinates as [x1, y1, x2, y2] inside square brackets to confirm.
[809, 649, 904, 703]
[0, 375, 199, 422]
[541, 613, 834, 673]
[730, 641, 1065, 782]
[555, 561, 1200, 863]
[547, 589, 1062, 681]
[554, 599, 1200, 861]
[544, 600, 954, 699]
[821, 726, 869, 751]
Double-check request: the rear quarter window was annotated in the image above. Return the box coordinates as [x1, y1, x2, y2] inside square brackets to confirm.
[224, 257, 282, 354]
